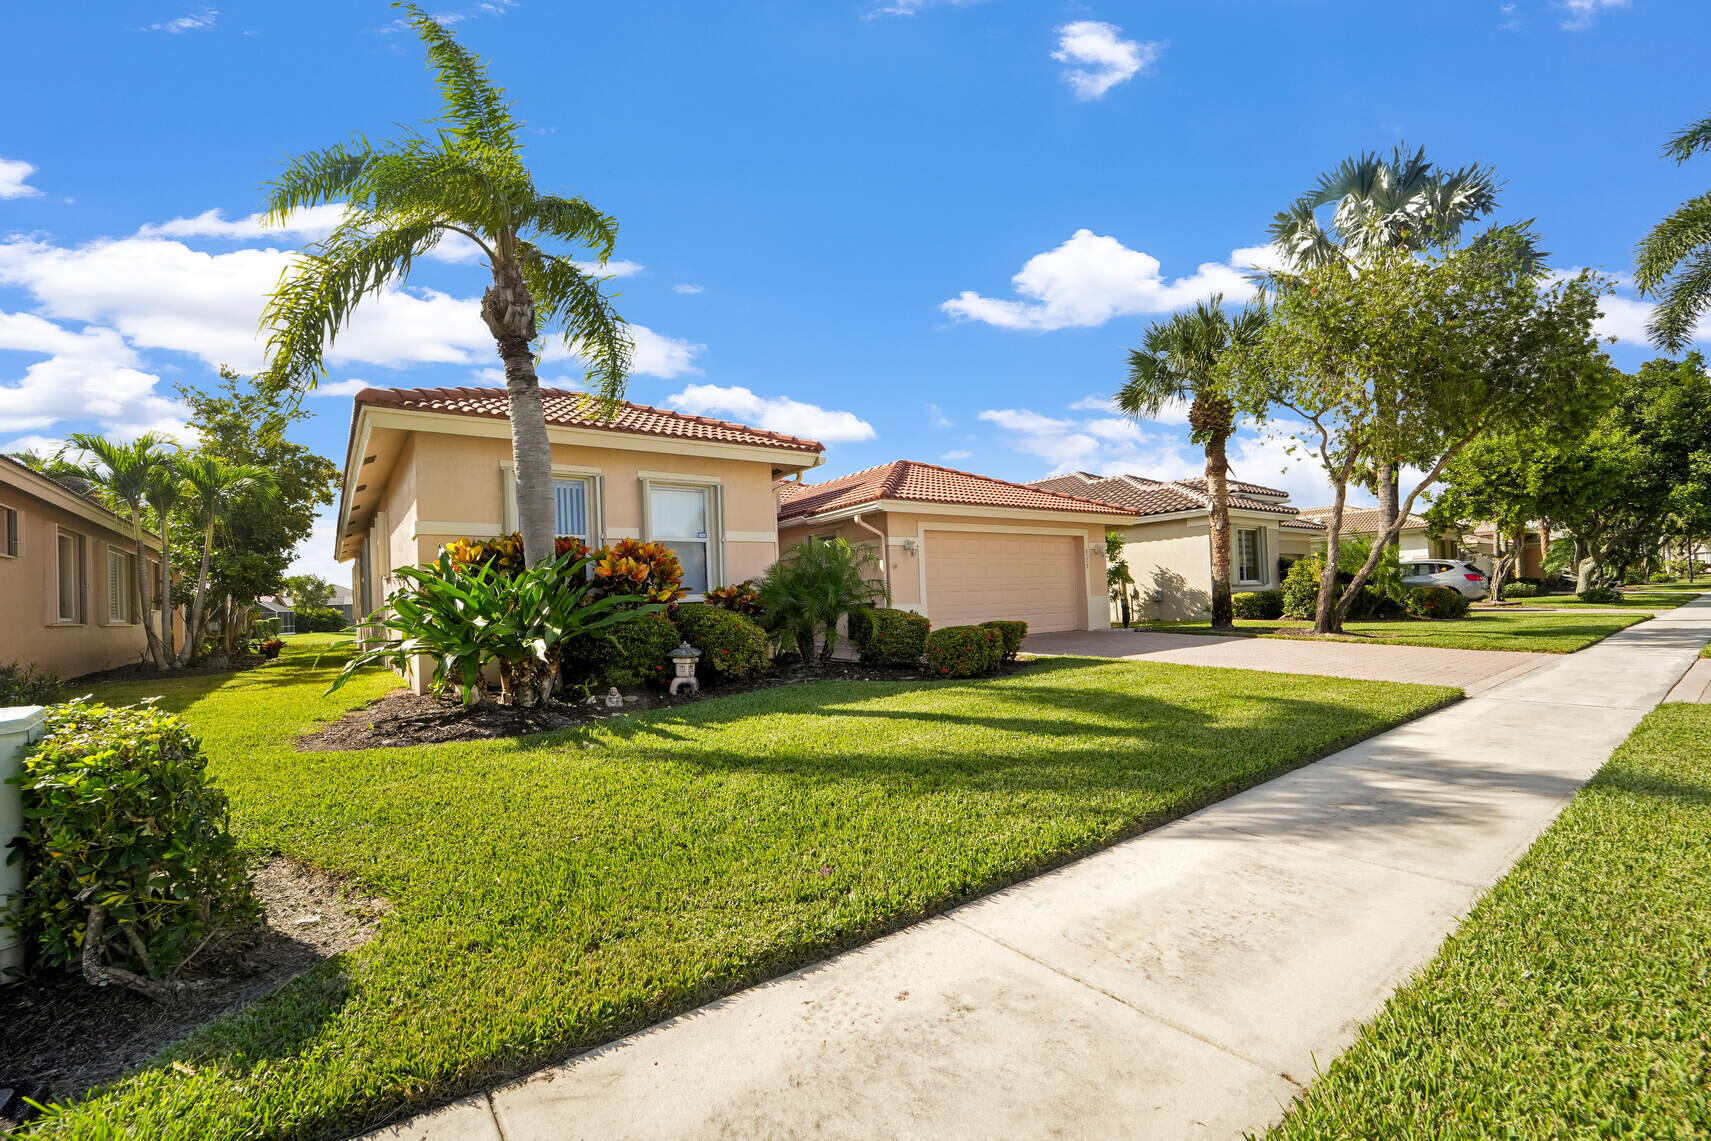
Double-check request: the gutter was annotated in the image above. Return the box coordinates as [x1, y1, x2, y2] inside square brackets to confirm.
[851, 511, 890, 595]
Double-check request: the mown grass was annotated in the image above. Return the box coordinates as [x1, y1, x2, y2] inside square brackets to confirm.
[27, 639, 1457, 1140]
[1267, 702, 1711, 1140]
[1510, 584, 1706, 610]
[1128, 610, 1647, 653]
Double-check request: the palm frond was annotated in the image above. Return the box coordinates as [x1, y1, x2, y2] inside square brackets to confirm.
[1644, 246, 1711, 353]
[1663, 112, 1711, 164]
[518, 247, 633, 404]
[523, 196, 620, 262]
[394, 2, 519, 151]
[1635, 193, 1711, 291]
[264, 140, 374, 224]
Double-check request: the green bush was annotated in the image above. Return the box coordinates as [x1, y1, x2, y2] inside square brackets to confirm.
[1281, 557, 1324, 619]
[1404, 585, 1470, 619]
[251, 617, 283, 640]
[979, 620, 1029, 663]
[1578, 586, 1624, 604]
[1231, 590, 1285, 620]
[852, 607, 930, 667]
[1650, 572, 1674, 584]
[671, 603, 769, 682]
[1500, 581, 1540, 599]
[294, 605, 347, 633]
[560, 611, 682, 689]
[4, 700, 254, 987]
[0, 660, 63, 706]
[923, 625, 1001, 678]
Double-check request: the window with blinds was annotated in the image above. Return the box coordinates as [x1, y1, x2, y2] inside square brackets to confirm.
[57, 530, 84, 623]
[108, 547, 132, 624]
[1, 505, 17, 557]
[553, 478, 590, 540]
[1236, 528, 1266, 584]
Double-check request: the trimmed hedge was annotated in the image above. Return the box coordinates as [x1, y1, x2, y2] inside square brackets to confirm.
[1578, 586, 1624, 604]
[1501, 582, 1540, 599]
[853, 607, 930, 667]
[980, 620, 1029, 663]
[1405, 585, 1470, 620]
[560, 611, 682, 690]
[5, 700, 254, 984]
[924, 625, 1001, 678]
[1231, 589, 1285, 620]
[1281, 558, 1324, 619]
[671, 603, 769, 682]
[1650, 572, 1674, 584]
[294, 605, 347, 633]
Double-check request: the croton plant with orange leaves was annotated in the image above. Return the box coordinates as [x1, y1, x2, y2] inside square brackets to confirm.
[444, 533, 684, 604]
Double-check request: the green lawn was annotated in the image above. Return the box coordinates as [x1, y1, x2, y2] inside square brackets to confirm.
[1268, 702, 1711, 1140]
[28, 640, 1457, 1140]
[1507, 584, 1706, 610]
[1127, 610, 1648, 653]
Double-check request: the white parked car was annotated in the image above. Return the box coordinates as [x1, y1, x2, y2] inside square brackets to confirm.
[1400, 559, 1489, 600]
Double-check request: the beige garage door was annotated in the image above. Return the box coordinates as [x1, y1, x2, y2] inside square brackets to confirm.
[923, 532, 1084, 632]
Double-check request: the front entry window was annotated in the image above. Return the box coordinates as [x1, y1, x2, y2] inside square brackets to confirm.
[649, 484, 712, 594]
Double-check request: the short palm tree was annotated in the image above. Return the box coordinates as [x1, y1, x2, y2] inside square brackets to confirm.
[59, 434, 173, 669]
[756, 538, 888, 664]
[1117, 296, 1267, 630]
[177, 456, 273, 665]
[1636, 111, 1711, 352]
[260, 3, 631, 567]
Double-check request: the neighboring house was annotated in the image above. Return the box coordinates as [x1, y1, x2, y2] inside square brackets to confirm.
[256, 595, 295, 634]
[328, 583, 356, 623]
[775, 460, 1137, 633]
[1029, 472, 1323, 621]
[1294, 506, 1546, 579]
[0, 454, 165, 679]
[335, 385, 826, 692]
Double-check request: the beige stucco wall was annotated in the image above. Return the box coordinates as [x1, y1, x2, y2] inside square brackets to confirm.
[1115, 513, 1294, 622]
[0, 475, 160, 680]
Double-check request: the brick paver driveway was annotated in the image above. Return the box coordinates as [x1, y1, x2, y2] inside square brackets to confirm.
[1023, 628, 1553, 695]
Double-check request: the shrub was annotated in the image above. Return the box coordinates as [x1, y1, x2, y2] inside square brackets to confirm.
[258, 638, 286, 659]
[1404, 585, 1470, 619]
[852, 607, 930, 667]
[294, 605, 347, 632]
[671, 603, 769, 682]
[1650, 572, 1674, 584]
[1578, 586, 1624, 604]
[251, 617, 282, 640]
[757, 538, 888, 663]
[924, 625, 1001, 678]
[704, 582, 761, 617]
[560, 611, 681, 690]
[0, 660, 63, 706]
[590, 538, 686, 604]
[980, 620, 1029, 663]
[1500, 581, 1540, 599]
[1281, 557, 1324, 619]
[4, 700, 254, 994]
[1231, 590, 1285, 620]
[1347, 585, 1406, 620]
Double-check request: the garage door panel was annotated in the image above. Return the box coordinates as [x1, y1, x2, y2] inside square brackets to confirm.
[924, 532, 1082, 633]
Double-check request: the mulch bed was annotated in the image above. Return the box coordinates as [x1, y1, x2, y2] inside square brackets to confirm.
[298, 659, 1033, 752]
[0, 858, 387, 1125]
[68, 653, 272, 688]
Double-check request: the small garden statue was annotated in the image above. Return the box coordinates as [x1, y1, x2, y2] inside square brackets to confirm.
[604, 686, 624, 709]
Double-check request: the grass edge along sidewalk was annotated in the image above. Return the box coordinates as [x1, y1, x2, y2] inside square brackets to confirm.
[1127, 610, 1648, 654]
[1265, 701, 1711, 1140]
[23, 642, 1457, 1141]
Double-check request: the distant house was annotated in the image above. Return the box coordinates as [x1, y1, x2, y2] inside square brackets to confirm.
[1296, 506, 1546, 579]
[1029, 472, 1324, 621]
[255, 595, 296, 634]
[0, 455, 167, 679]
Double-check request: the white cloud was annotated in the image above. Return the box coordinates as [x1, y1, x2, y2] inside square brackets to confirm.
[1560, 0, 1628, 30]
[0, 352, 190, 442]
[141, 7, 219, 32]
[0, 158, 41, 200]
[1, 435, 69, 459]
[941, 449, 973, 461]
[1051, 21, 1160, 101]
[311, 378, 374, 397]
[1498, 2, 1522, 31]
[926, 402, 953, 427]
[868, 0, 991, 17]
[673, 283, 705, 295]
[285, 508, 347, 585]
[942, 231, 1278, 331]
[665, 384, 875, 443]
[134, 204, 347, 240]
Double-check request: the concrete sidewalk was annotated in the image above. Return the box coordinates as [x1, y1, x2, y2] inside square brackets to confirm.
[372, 601, 1711, 1141]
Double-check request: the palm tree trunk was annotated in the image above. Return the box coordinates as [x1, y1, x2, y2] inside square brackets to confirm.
[1205, 430, 1234, 630]
[482, 257, 555, 567]
[132, 515, 165, 669]
[159, 515, 176, 668]
[178, 520, 215, 665]
[1375, 462, 1399, 550]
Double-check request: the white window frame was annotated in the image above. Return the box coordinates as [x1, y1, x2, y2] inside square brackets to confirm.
[641, 477, 723, 598]
[500, 462, 604, 546]
[1235, 527, 1266, 586]
[0, 502, 18, 558]
[551, 474, 599, 546]
[56, 528, 86, 625]
[107, 546, 135, 625]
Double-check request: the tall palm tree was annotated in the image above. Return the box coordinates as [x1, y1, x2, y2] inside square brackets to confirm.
[1267, 145, 1536, 545]
[60, 434, 173, 669]
[1117, 296, 1267, 630]
[177, 455, 272, 665]
[143, 458, 186, 667]
[1636, 111, 1711, 352]
[260, 4, 631, 567]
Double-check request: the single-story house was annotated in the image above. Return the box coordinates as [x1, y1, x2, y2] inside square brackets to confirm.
[775, 460, 1137, 633]
[0, 454, 165, 680]
[1293, 506, 1547, 579]
[257, 584, 357, 634]
[335, 385, 827, 692]
[1028, 472, 1323, 621]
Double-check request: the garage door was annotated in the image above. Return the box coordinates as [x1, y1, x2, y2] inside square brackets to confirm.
[923, 532, 1084, 632]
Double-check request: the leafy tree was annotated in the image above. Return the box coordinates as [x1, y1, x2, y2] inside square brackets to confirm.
[1233, 237, 1615, 634]
[1116, 295, 1266, 629]
[1105, 530, 1137, 627]
[1636, 112, 1711, 351]
[260, 4, 631, 567]
[176, 455, 272, 664]
[1267, 145, 1539, 548]
[282, 574, 335, 611]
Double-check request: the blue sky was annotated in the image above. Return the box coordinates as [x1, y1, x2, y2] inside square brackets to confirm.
[3, 0, 1707, 581]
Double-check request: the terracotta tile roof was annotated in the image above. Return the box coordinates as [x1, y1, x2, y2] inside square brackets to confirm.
[1028, 472, 1303, 518]
[776, 460, 1137, 521]
[1297, 506, 1430, 533]
[354, 385, 825, 455]
[1172, 476, 1290, 499]
[1280, 516, 1327, 531]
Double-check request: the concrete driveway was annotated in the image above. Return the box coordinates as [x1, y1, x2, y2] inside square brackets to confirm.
[1023, 627, 1554, 695]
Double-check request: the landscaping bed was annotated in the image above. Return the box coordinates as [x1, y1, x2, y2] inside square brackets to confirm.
[68, 652, 272, 688]
[0, 857, 386, 1125]
[1269, 702, 1711, 1139]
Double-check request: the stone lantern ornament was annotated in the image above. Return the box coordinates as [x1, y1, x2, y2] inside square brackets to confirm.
[668, 642, 703, 695]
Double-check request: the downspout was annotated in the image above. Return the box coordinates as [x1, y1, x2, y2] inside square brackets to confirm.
[852, 512, 890, 596]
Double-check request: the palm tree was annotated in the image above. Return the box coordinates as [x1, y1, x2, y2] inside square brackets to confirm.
[1267, 145, 1536, 545]
[260, 4, 631, 567]
[59, 434, 173, 669]
[1117, 296, 1267, 630]
[1636, 111, 1711, 352]
[143, 458, 187, 668]
[177, 456, 273, 665]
